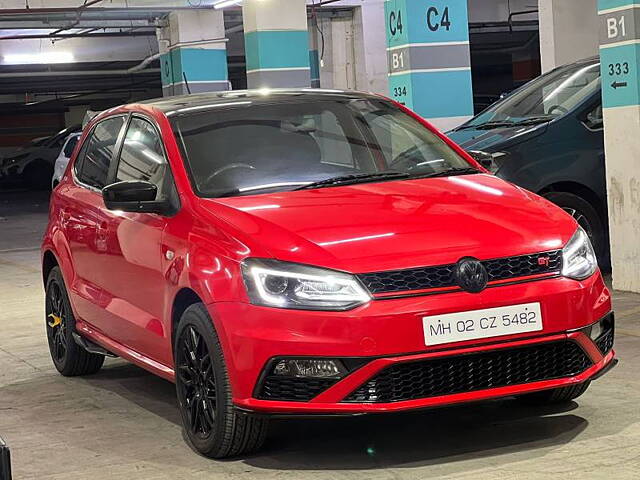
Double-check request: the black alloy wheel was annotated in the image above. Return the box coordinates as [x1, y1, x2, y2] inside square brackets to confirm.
[46, 278, 69, 367]
[45, 266, 105, 376]
[174, 303, 268, 458]
[176, 325, 218, 439]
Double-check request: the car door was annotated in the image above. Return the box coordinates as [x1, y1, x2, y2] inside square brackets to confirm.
[62, 115, 127, 328]
[94, 115, 179, 363]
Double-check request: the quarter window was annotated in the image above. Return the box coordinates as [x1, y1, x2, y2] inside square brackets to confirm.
[76, 116, 125, 189]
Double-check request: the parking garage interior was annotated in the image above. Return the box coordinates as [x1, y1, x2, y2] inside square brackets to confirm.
[1, 1, 639, 479]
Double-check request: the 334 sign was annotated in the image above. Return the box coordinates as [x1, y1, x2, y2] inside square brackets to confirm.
[393, 85, 408, 98]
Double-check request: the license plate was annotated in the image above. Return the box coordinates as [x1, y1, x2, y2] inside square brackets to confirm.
[422, 302, 543, 346]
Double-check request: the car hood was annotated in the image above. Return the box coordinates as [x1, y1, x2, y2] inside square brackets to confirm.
[197, 174, 576, 273]
[447, 123, 547, 152]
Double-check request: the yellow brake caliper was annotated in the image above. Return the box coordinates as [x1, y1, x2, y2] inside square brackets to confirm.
[48, 313, 62, 328]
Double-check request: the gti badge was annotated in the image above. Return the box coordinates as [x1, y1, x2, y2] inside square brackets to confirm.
[538, 256, 550, 267]
[455, 257, 489, 293]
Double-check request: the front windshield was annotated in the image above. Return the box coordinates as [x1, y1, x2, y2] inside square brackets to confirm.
[466, 60, 600, 127]
[172, 98, 474, 198]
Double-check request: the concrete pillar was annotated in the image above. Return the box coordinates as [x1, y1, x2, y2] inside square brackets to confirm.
[599, 0, 640, 292]
[158, 10, 229, 96]
[384, 0, 473, 131]
[64, 105, 89, 127]
[242, 0, 310, 88]
[539, 0, 599, 73]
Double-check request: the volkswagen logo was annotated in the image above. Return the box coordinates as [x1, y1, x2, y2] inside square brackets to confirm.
[454, 257, 488, 293]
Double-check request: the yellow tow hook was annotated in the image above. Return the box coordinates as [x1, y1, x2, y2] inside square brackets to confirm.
[48, 313, 62, 328]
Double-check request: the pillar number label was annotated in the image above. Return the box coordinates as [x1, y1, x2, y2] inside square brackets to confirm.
[426, 6, 451, 32]
[607, 15, 626, 40]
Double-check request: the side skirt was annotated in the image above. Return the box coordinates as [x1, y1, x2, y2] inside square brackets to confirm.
[75, 319, 176, 382]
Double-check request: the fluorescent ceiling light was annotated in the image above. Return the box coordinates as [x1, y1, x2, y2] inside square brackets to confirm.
[214, 0, 242, 9]
[3, 51, 74, 65]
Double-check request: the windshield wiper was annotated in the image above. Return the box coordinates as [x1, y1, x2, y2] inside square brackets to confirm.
[411, 167, 481, 179]
[510, 115, 555, 126]
[454, 120, 516, 131]
[455, 115, 555, 131]
[294, 171, 410, 190]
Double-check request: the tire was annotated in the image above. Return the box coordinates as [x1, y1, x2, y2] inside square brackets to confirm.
[174, 303, 268, 458]
[23, 160, 54, 191]
[542, 192, 606, 262]
[517, 381, 591, 405]
[45, 267, 105, 376]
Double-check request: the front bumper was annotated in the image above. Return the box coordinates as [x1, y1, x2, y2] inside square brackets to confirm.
[236, 328, 615, 414]
[208, 272, 614, 414]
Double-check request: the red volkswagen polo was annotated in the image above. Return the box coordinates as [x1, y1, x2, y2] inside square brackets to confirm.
[42, 90, 616, 458]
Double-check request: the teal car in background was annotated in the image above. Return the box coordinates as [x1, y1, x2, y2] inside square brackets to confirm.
[448, 57, 608, 266]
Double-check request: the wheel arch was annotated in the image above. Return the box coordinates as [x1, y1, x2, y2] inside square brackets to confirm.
[42, 249, 60, 285]
[171, 287, 203, 350]
[538, 181, 606, 221]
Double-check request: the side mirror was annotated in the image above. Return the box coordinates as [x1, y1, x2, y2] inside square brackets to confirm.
[102, 180, 170, 214]
[467, 150, 495, 170]
[584, 111, 604, 130]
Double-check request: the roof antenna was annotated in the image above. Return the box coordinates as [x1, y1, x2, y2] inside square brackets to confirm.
[182, 72, 192, 94]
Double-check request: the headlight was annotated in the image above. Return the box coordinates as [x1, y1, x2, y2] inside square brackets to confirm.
[241, 258, 371, 310]
[562, 227, 597, 280]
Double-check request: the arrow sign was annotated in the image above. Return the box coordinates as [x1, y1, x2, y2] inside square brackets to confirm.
[612, 81, 628, 89]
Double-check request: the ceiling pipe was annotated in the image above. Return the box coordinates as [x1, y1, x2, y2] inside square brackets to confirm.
[0, 31, 155, 40]
[0, 6, 215, 15]
[0, 68, 160, 78]
[49, 0, 106, 37]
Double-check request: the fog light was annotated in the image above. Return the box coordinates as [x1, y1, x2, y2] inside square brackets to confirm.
[589, 321, 604, 341]
[272, 358, 347, 378]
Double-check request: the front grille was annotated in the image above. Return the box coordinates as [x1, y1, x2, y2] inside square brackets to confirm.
[595, 329, 614, 354]
[343, 341, 592, 403]
[258, 376, 338, 402]
[358, 250, 562, 294]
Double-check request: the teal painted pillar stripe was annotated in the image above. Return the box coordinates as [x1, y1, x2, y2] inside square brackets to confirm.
[161, 48, 228, 85]
[244, 30, 310, 71]
[389, 71, 473, 117]
[161, 48, 228, 96]
[385, 0, 473, 121]
[599, 0, 640, 11]
[309, 49, 320, 86]
[599, 0, 640, 107]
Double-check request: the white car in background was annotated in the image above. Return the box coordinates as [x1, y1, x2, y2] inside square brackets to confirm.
[0, 125, 80, 190]
[52, 132, 81, 189]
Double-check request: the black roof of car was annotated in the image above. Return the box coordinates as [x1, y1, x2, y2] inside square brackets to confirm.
[141, 88, 380, 116]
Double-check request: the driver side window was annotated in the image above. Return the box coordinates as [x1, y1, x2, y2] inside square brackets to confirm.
[115, 117, 174, 201]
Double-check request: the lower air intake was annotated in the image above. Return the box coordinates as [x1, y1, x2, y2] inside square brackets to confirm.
[344, 341, 592, 403]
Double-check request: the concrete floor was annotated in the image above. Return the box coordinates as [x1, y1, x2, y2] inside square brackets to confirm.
[1, 190, 640, 480]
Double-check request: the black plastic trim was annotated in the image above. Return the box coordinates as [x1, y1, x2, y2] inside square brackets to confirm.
[373, 273, 561, 300]
[0, 436, 12, 480]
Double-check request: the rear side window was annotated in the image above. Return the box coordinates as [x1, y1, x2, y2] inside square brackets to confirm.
[76, 116, 125, 189]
